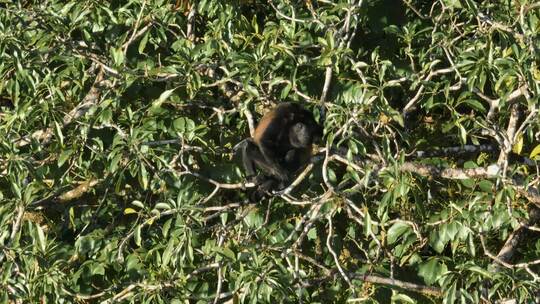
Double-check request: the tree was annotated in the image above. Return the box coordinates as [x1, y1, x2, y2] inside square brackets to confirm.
[1, 0, 539, 302]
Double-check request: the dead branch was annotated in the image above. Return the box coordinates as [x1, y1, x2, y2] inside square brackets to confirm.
[480, 233, 540, 281]
[401, 162, 500, 179]
[350, 273, 443, 297]
[186, 3, 196, 41]
[496, 207, 540, 264]
[411, 144, 497, 158]
[497, 104, 521, 177]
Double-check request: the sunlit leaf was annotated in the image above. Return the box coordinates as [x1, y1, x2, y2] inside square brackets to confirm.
[530, 144, 540, 159]
[134, 225, 142, 247]
[124, 208, 138, 215]
[35, 224, 46, 253]
[512, 133, 523, 155]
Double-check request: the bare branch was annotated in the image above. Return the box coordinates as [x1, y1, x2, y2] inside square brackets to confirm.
[496, 207, 540, 264]
[401, 162, 500, 180]
[122, 0, 150, 54]
[326, 215, 355, 292]
[411, 144, 497, 158]
[320, 66, 333, 105]
[349, 273, 443, 297]
[479, 233, 540, 281]
[186, 4, 196, 41]
[402, 65, 456, 115]
[401, 0, 427, 19]
[268, 0, 307, 23]
[497, 103, 521, 176]
[278, 163, 314, 195]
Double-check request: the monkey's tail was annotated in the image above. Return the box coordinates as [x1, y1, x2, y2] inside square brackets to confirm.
[247, 177, 280, 203]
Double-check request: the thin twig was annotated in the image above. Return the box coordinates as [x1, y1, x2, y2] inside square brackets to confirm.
[122, 0, 149, 54]
[326, 215, 355, 293]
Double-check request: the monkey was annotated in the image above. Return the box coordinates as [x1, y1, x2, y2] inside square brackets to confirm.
[240, 102, 323, 199]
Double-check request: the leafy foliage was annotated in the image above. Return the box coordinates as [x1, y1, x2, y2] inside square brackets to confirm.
[1, 0, 540, 303]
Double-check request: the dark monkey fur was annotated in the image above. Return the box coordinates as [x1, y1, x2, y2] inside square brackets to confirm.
[240, 102, 323, 198]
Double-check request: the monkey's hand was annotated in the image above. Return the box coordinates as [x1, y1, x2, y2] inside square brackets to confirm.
[274, 170, 290, 183]
[247, 174, 270, 185]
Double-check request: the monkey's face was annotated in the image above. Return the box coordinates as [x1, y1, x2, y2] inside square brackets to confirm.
[289, 123, 311, 148]
[289, 119, 323, 148]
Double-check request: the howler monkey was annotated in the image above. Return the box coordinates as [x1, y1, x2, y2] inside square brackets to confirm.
[240, 102, 323, 198]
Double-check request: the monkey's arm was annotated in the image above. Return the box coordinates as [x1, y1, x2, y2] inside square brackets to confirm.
[241, 140, 286, 201]
[257, 139, 290, 182]
[242, 139, 289, 182]
[284, 147, 312, 172]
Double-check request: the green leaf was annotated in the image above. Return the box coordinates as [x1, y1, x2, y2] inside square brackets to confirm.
[152, 88, 176, 108]
[444, 282, 457, 304]
[124, 208, 138, 215]
[529, 144, 540, 159]
[418, 258, 448, 285]
[327, 167, 337, 183]
[161, 239, 175, 268]
[162, 219, 172, 238]
[138, 31, 149, 54]
[363, 210, 373, 237]
[458, 124, 467, 144]
[134, 225, 142, 247]
[35, 224, 46, 253]
[111, 47, 124, 65]
[462, 99, 485, 112]
[478, 180, 493, 192]
[91, 263, 105, 276]
[387, 222, 410, 245]
[326, 30, 335, 49]
[244, 209, 263, 228]
[173, 117, 187, 132]
[155, 203, 171, 210]
[307, 228, 317, 240]
[467, 265, 490, 277]
[445, 221, 459, 241]
[139, 165, 148, 190]
[58, 149, 73, 167]
[466, 234, 475, 257]
[429, 229, 446, 254]
[392, 293, 415, 303]
[54, 121, 64, 146]
[221, 247, 236, 261]
[11, 181, 21, 199]
[126, 254, 140, 272]
[512, 133, 523, 155]
[109, 153, 122, 172]
[131, 200, 145, 208]
[220, 212, 228, 226]
[280, 82, 292, 99]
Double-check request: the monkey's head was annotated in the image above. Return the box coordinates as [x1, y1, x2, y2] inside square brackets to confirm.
[289, 118, 323, 148]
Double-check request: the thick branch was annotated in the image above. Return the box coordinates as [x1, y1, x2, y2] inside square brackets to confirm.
[350, 273, 442, 297]
[401, 162, 500, 180]
[496, 207, 540, 264]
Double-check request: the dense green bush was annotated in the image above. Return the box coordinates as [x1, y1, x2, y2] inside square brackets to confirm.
[1, 0, 540, 302]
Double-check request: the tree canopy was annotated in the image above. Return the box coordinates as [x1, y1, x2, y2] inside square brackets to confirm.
[1, 0, 540, 303]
